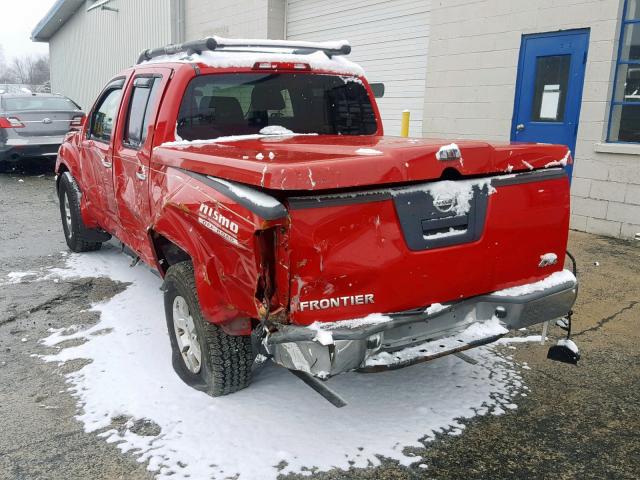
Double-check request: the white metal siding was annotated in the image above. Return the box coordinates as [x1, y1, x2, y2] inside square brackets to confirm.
[286, 0, 430, 136]
[185, 0, 285, 40]
[49, 0, 173, 111]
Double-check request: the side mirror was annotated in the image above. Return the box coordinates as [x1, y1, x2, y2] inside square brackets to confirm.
[370, 83, 385, 98]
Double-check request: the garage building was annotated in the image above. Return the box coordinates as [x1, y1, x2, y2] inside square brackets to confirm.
[32, 0, 640, 239]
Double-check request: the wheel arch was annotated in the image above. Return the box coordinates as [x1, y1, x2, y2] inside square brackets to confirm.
[150, 202, 257, 336]
[55, 139, 82, 192]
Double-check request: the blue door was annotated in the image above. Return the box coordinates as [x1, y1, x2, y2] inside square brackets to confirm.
[512, 29, 590, 178]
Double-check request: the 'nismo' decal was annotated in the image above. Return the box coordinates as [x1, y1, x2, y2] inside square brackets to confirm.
[198, 203, 239, 245]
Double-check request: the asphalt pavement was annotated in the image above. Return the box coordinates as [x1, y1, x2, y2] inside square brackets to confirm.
[0, 163, 638, 480]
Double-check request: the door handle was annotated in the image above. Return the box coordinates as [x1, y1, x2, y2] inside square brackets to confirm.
[516, 123, 525, 132]
[100, 156, 112, 168]
[135, 166, 147, 181]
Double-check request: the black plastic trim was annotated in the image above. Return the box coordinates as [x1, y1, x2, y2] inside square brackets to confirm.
[181, 170, 287, 220]
[393, 184, 489, 251]
[493, 168, 567, 186]
[286, 168, 567, 211]
[288, 191, 391, 210]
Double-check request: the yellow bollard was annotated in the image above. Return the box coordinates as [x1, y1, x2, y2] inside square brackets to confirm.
[400, 110, 410, 137]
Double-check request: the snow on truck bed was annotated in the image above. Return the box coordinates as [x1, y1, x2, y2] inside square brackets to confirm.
[19, 246, 538, 479]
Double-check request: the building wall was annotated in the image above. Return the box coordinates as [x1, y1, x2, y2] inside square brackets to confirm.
[185, 0, 285, 40]
[285, 0, 431, 137]
[422, 0, 640, 240]
[49, 0, 174, 111]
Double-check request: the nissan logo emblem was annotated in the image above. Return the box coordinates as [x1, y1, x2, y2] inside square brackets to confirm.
[433, 193, 457, 213]
[42, 118, 52, 124]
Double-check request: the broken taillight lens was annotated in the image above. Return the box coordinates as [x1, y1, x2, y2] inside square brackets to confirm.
[0, 116, 25, 128]
[70, 114, 85, 129]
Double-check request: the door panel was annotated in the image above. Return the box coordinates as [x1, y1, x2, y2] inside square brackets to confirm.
[512, 29, 590, 178]
[113, 67, 171, 262]
[80, 82, 127, 232]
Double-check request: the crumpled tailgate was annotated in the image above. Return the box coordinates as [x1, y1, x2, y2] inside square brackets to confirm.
[285, 169, 570, 326]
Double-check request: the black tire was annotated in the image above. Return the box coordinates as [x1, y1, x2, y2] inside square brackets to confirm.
[58, 172, 103, 252]
[164, 261, 254, 396]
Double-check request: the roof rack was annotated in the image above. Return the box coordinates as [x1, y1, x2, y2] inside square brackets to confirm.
[136, 36, 351, 64]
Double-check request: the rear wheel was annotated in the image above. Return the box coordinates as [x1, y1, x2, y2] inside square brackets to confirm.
[58, 172, 104, 252]
[164, 261, 254, 396]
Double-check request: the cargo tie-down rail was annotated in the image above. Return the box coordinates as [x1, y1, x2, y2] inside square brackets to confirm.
[136, 36, 352, 64]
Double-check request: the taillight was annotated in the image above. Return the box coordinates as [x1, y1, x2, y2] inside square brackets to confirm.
[0, 117, 25, 128]
[70, 114, 85, 128]
[252, 61, 310, 71]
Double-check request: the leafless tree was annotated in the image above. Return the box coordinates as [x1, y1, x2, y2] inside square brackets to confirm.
[0, 44, 9, 82]
[0, 46, 50, 87]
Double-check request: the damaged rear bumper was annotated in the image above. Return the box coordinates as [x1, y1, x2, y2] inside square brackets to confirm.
[265, 272, 578, 379]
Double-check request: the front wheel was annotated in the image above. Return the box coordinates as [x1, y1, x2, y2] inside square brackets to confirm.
[58, 172, 106, 252]
[163, 261, 254, 396]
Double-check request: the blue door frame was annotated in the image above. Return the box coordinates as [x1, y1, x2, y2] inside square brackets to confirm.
[512, 29, 590, 179]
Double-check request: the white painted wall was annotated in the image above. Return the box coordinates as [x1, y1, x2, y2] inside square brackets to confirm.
[286, 0, 431, 137]
[422, 0, 639, 240]
[49, 0, 174, 111]
[185, 0, 285, 40]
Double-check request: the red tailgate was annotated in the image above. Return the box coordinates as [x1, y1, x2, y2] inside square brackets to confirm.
[285, 170, 570, 326]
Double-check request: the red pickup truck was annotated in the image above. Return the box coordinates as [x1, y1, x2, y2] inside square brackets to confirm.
[55, 37, 578, 398]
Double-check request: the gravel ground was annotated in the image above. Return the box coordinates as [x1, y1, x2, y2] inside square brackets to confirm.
[0, 163, 638, 480]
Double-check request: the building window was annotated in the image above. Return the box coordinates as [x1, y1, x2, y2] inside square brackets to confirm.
[609, 0, 640, 142]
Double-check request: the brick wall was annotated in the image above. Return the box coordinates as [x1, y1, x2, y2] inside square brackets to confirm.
[423, 0, 639, 240]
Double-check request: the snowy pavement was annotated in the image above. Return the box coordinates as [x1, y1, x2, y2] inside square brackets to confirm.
[25, 246, 528, 479]
[2, 171, 639, 480]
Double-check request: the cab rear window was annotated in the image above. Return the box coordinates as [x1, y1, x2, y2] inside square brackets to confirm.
[176, 73, 377, 141]
[2, 96, 78, 111]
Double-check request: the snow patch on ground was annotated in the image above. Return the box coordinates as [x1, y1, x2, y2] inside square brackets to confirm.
[37, 247, 528, 479]
[1, 271, 39, 285]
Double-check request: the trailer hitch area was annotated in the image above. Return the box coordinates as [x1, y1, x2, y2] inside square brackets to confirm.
[547, 338, 580, 365]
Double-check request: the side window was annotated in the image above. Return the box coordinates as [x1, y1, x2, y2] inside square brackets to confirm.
[90, 88, 122, 142]
[124, 77, 161, 148]
[609, 1, 640, 142]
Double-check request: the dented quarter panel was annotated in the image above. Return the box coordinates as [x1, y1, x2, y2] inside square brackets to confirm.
[148, 165, 287, 332]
